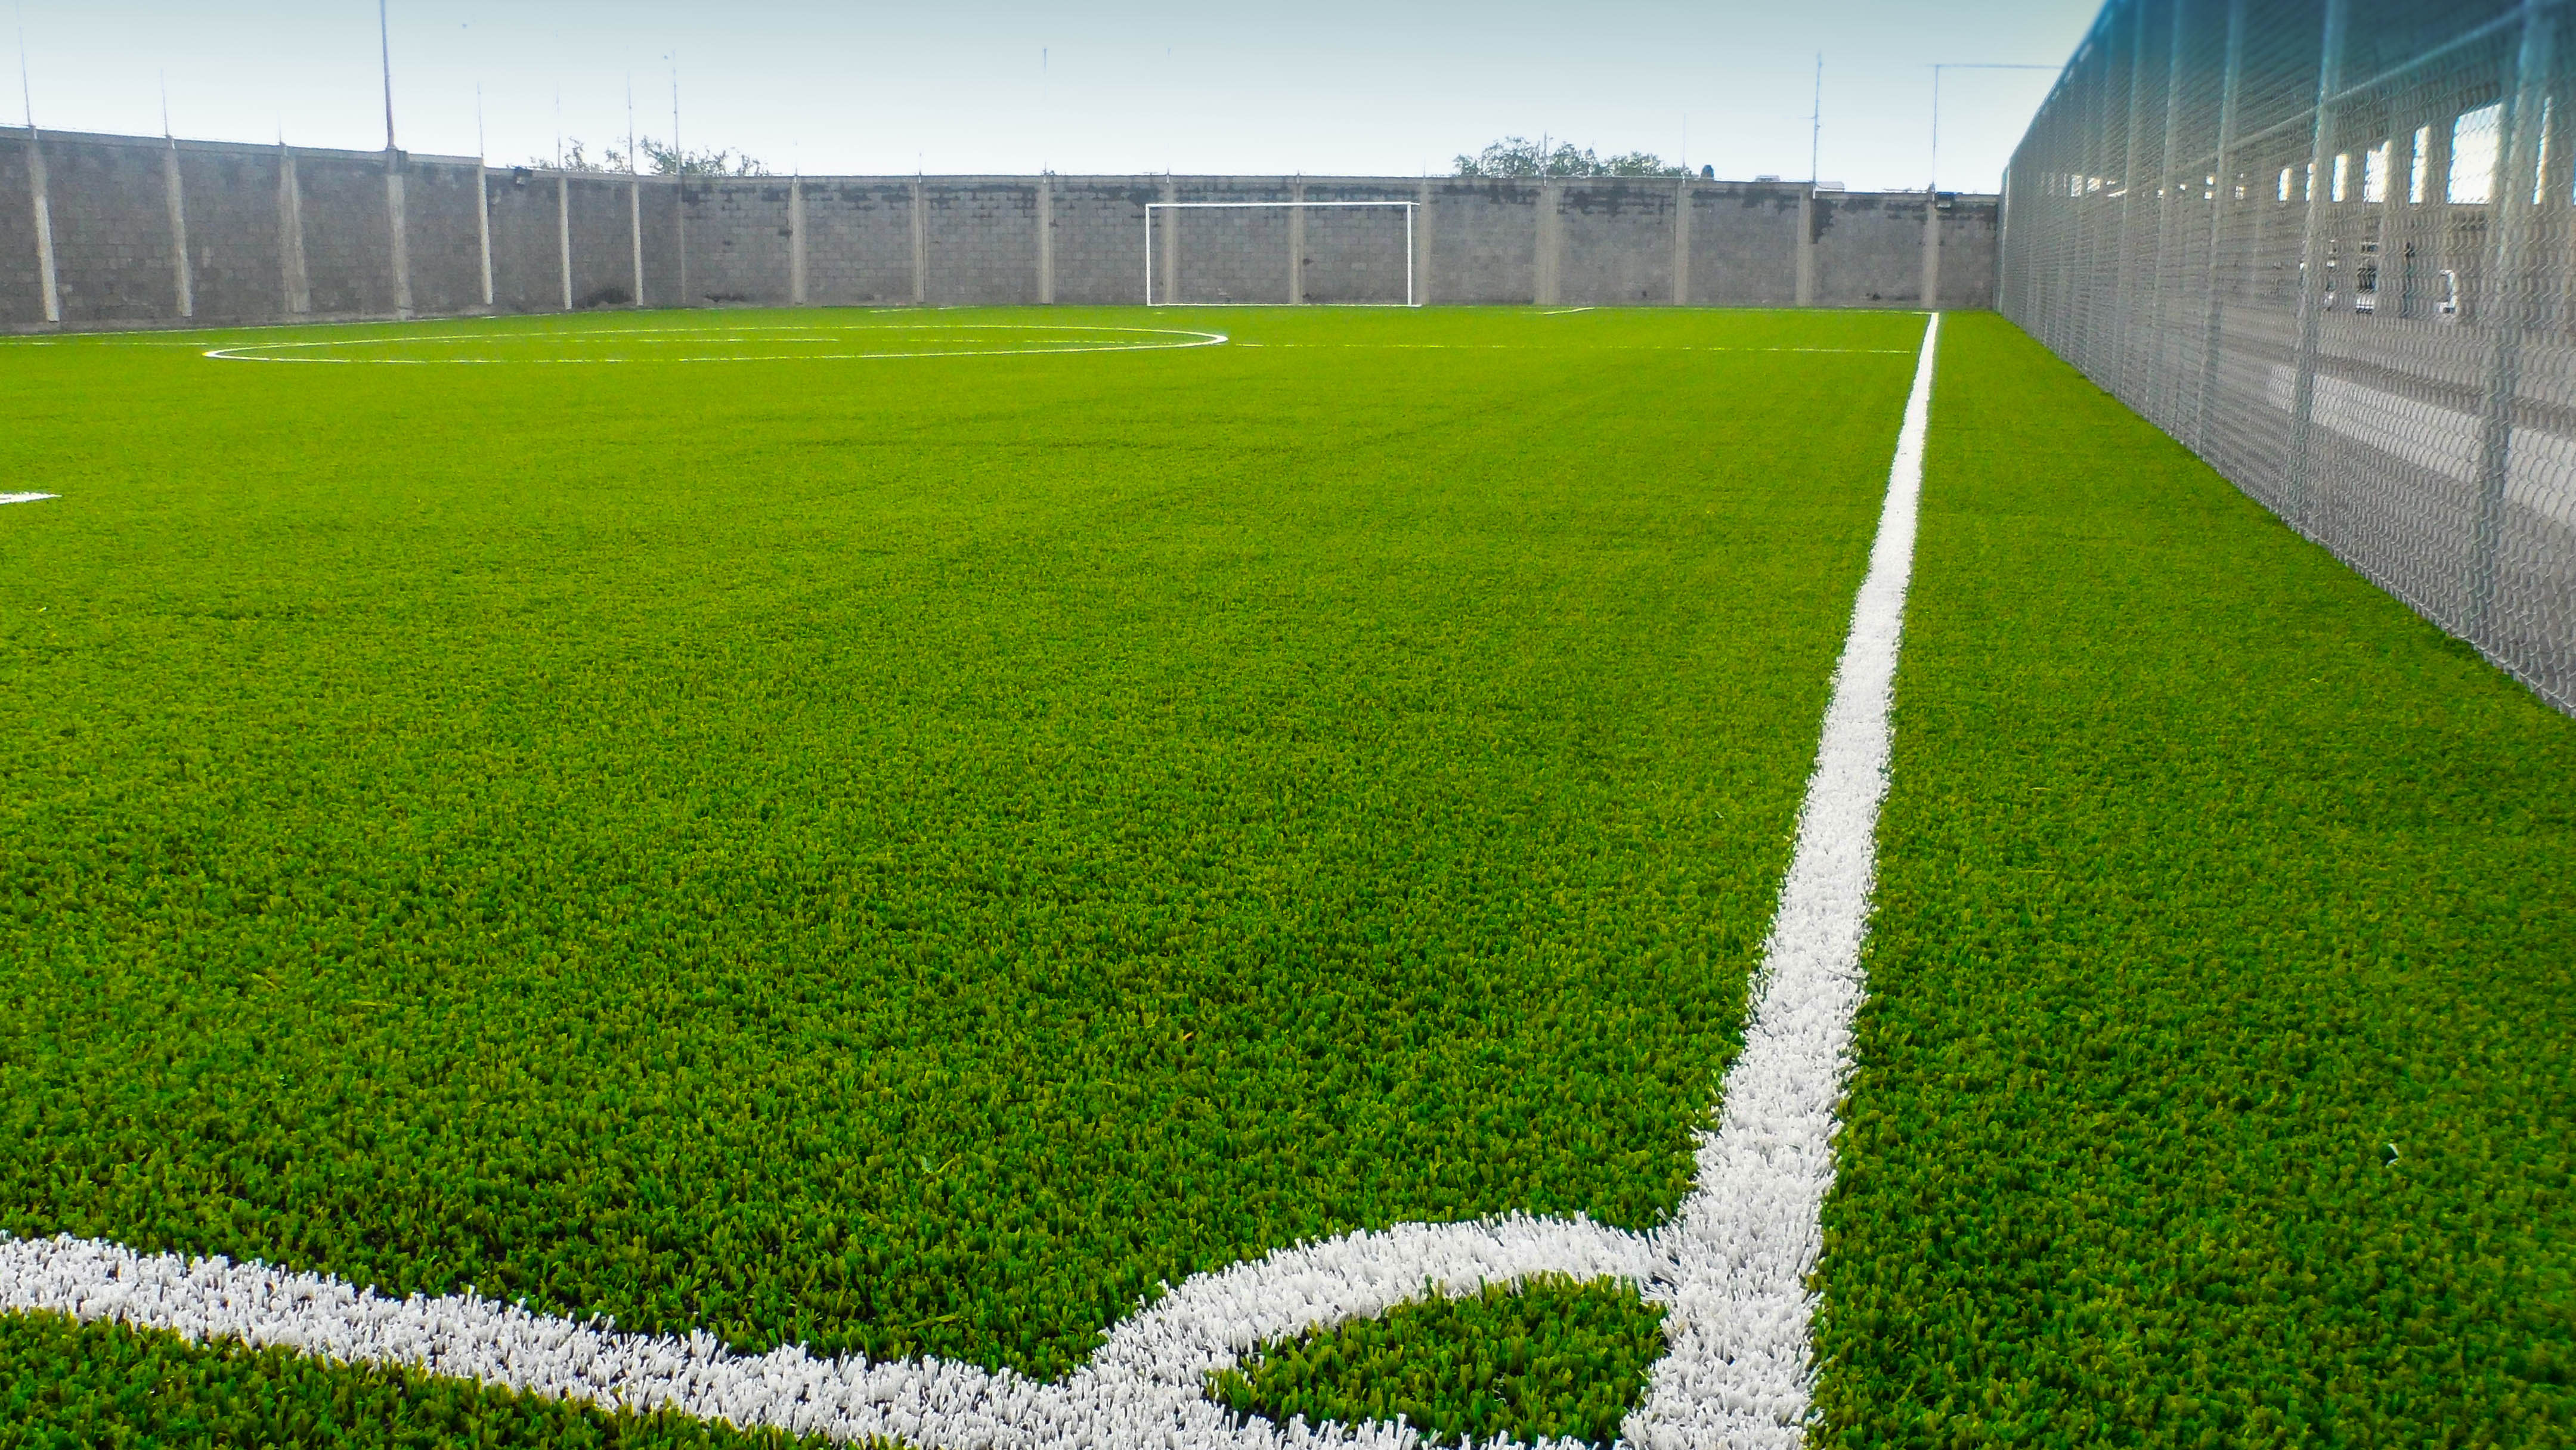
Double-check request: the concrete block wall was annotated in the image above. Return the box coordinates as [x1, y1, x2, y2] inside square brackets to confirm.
[2, 125, 1999, 331]
[1689, 185, 1804, 306]
[683, 179, 793, 306]
[402, 160, 485, 315]
[801, 180, 914, 305]
[177, 145, 291, 321]
[41, 136, 174, 324]
[0, 135, 43, 325]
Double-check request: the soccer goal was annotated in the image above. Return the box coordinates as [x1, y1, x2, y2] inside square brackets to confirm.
[1145, 201, 1419, 306]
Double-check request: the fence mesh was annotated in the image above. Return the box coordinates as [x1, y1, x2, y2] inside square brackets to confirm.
[2003, 0, 2576, 712]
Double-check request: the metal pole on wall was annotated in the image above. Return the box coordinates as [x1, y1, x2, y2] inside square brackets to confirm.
[2470, 0, 2559, 640]
[2193, 0, 2247, 454]
[2284, 0, 2351, 532]
[628, 76, 643, 308]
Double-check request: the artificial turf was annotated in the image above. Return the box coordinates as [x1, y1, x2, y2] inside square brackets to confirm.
[0, 305, 1924, 1440]
[1813, 312, 2576, 1445]
[1208, 1275, 1667, 1448]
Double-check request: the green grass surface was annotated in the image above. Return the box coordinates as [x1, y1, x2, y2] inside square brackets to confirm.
[1208, 1276, 1666, 1448]
[1814, 313, 2576, 1445]
[0, 306, 1924, 1439]
[0, 1310, 825, 1450]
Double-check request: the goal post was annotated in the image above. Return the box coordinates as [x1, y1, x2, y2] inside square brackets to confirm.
[1145, 201, 1419, 307]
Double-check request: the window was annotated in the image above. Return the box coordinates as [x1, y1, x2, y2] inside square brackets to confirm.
[2279, 166, 2295, 202]
[2410, 125, 2431, 203]
[2363, 141, 2389, 203]
[2333, 152, 2350, 202]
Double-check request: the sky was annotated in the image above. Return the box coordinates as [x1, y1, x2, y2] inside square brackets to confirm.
[11, 1, 2097, 193]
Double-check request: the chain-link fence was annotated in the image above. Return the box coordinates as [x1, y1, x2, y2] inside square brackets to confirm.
[2002, 0, 2576, 712]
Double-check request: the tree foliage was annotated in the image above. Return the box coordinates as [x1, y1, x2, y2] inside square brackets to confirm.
[1454, 137, 1690, 179]
[533, 137, 771, 176]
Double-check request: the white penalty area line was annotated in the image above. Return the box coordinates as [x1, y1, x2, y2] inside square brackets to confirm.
[0, 316, 1940, 1449]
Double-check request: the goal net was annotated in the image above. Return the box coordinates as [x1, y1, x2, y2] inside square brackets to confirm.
[1145, 202, 1418, 306]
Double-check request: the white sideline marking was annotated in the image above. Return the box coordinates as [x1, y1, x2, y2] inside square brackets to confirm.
[0, 492, 59, 505]
[1540, 307, 1596, 315]
[1621, 310, 1937, 1449]
[202, 323, 1228, 366]
[1, 315, 1940, 1448]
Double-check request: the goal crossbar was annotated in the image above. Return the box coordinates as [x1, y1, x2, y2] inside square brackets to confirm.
[1145, 201, 1419, 307]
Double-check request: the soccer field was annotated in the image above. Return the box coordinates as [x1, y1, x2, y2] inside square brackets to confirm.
[0, 307, 2568, 1448]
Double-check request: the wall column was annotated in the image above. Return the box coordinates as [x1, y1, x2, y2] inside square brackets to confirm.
[628, 175, 644, 308]
[1921, 192, 1942, 309]
[1795, 187, 1817, 306]
[789, 177, 808, 305]
[1534, 179, 1558, 305]
[24, 130, 58, 324]
[1038, 173, 1054, 303]
[911, 176, 928, 305]
[386, 152, 413, 318]
[475, 167, 495, 308]
[1157, 175, 1178, 305]
[163, 140, 194, 318]
[557, 173, 574, 311]
[1674, 178, 1693, 305]
[1289, 179, 1305, 304]
[1416, 177, 1434, 304]
[278, 145, 311, 315]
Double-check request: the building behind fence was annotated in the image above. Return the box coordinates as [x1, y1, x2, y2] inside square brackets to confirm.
[2003, 0, 2576, 711]
[0, 126, 1998, 330]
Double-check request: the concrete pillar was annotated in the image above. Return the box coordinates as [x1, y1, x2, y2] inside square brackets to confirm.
[557, 173, 574, 311]
[1795, 188, 1816, 306]
[1038, 173, 1055, 303]
[278, 146, 311, 315]
[1919, 192, 1940, 311]
[1534, 179, 1560, 305]
[2286, 0, 2352, 529]
[163, 140, 194, 319]
[475, 167, 495, 309]
[789, 177, 808, 306]
[627, 175, 643, 308]
[1674, 177, 1693, 306]
[1157, 176, 1178, 306]
[1289, 179, 1305, 304]
[1416, 177, 1434, 305]
[386, 154, 413, 318]
[676, 176, 690, 308]
[2194, 0, 2249, 453]
[26, 130, 58, 324]
[911, 176, 928, 306]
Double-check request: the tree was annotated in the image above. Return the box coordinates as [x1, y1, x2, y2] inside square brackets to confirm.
[533, 137, 771, 176]
[1454, 137, 1690, 179]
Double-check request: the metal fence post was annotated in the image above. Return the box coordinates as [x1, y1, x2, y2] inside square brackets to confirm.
[2147, 0, 2191, 422]
[2193, 0, 2248, 454]
[2471, 0, 2560, 640]
[2115, 0, 2154, 400]
[2285, 0, 2352, 532]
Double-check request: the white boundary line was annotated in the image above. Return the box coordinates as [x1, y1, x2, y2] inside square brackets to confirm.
[0, 315, 1940, 1449]
[0, 492, 60, 505]
[201, 323, 1230, 365]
